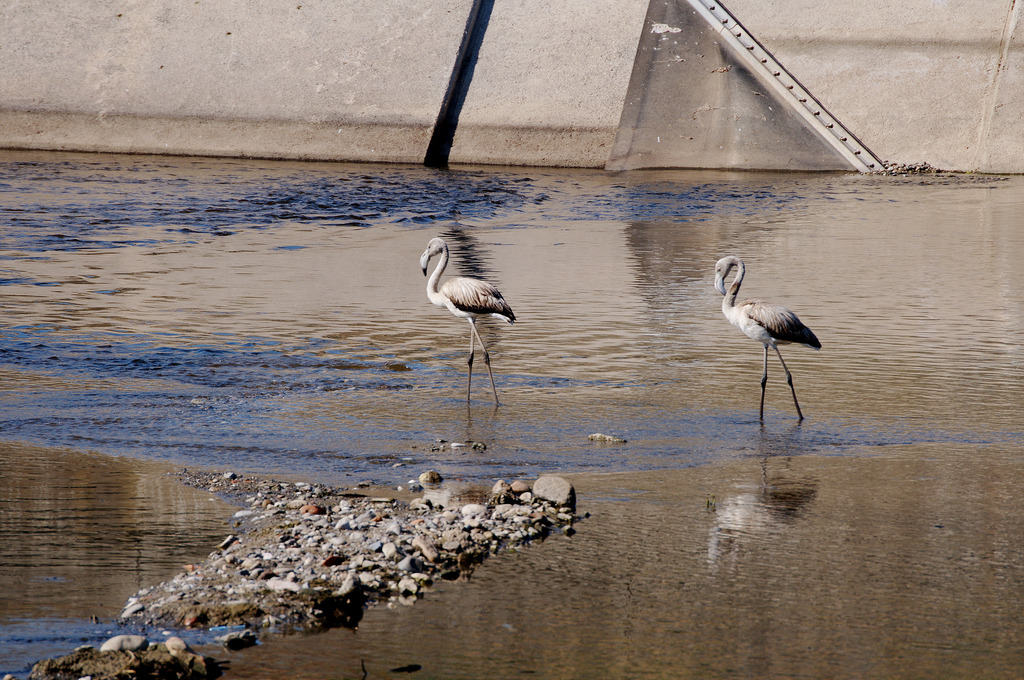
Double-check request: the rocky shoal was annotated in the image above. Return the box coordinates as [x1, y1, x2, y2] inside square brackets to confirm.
[26, 469, 580, 680]
[126, 469, 578, 632]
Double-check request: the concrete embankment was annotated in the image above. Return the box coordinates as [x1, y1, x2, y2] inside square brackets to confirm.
[0, 0, 1020, 172]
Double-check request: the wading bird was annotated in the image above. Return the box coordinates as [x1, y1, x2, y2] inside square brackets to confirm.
[714, 255, 820, 420]
[420, 237, 515, 404]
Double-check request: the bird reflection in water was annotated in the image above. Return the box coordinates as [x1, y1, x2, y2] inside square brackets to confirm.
[707, 455, 818, 571]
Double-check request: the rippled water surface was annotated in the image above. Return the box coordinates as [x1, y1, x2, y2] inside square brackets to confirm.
[1, 150, 1022, 677]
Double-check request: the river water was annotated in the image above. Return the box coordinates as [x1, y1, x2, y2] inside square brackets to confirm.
[1, 150, 1022, 677]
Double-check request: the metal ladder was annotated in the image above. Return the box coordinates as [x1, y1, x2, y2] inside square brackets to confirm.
[687, 0, 883, 172]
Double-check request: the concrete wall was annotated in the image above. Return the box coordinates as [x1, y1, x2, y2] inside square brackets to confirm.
[0, 0, 1020, 172]
[0, 0, 475, 163]
[724, 0, 1023, 173]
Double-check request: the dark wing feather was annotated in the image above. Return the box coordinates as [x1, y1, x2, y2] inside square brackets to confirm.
[743, 299, 820, 348]
[441, 277, 516, 323]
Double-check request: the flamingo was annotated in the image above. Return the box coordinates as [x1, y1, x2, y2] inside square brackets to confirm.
[714, 255, 820, 420]
[420, 237, 515, 404]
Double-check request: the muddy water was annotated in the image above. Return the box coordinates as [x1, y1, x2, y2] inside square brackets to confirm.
[0, 441, 236, 674]
[1, 150, 1023, 677]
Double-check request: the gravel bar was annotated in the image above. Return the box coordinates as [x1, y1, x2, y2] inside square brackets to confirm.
[118, 469, 580, 637]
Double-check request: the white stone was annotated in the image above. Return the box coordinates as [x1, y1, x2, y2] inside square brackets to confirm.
[461, 503, 487, 518]
[100, 635, 149, 653]
[265, 577, 302, 593]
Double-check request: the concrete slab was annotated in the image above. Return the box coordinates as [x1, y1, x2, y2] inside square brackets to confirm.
[0, 0, 475, 162]
[446, 0, 649, 167]
[607, 0, 854, 171]
[724, 0, 1023, 172]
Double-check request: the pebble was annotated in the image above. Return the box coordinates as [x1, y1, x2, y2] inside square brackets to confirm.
[461, 503, 488, 518]
[533, 475, 577, 510]
[99, 634, 149, 653]
[266, 577, 302, 593]
[418, 470, 443, 484]
[120, 601, 145, 618]
[164, 636, 192, 656]
[220, 629, 258, 650]
[588, 432, 627, 443]
[411, 535, 439, 563]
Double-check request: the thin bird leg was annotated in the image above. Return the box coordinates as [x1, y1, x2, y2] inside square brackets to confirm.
[465, 324, 475, 402]
[773, 346, 804, 420]
[469, 320, 500, 405]
[760, 345, 769, 420]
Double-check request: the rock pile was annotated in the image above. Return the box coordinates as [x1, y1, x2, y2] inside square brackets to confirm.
[116, 470, 579, 636]
[29, 636, 218, 680]
[874, 161, 943, 175]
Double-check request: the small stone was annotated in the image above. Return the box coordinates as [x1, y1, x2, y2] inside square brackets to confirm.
[510, 480, 531, 494]
[265, 577, 302, 593]
[461, 504, 487, 518]
[397, 555, 424, 572]
[120, 601, 144, 618]
[164, 636, 192, 657]
[221, 630, 257, 650]
[219, 535, 239, 550]
[382, 542, 399, 560]
[588, 432, 627, 443]
[419, 470, 443, 485]
[398, 577, 418, 595]
[490, 480, 515, 504]
[300, 504, 326, 515]
[336, 573, 359, 597]
[532, 475, 576, 510]
[411, 536, 439, 563]
[100, 634, 149, 653]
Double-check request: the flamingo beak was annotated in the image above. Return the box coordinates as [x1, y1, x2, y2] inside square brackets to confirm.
[419, 252, 430, 276]
[714, 276, 727, 295]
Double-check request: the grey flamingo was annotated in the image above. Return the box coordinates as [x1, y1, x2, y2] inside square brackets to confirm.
[714, 255, 820, 420]
[420, 237, 516, 404]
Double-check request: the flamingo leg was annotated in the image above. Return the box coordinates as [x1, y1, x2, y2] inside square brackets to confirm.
[465, 324, 475, 402]
[760, 345, 769, 420]
[773, 346, 804, 420]
[469, 320, 500, 405]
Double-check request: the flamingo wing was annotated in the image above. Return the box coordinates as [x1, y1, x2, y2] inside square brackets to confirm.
[441, 277, 516, 323]
[742, 299, 820, 348]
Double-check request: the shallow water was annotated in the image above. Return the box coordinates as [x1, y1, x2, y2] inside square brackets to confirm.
[1, 150, 1022, 676]
[0, 441, 235, 674]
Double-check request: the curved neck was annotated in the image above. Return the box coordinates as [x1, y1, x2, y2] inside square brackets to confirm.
[723, 259, 744, 310]
[426, 243, 449, 303]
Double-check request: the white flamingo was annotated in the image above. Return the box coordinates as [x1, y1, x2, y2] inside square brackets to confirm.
[420, 237, 515, 404]
[714, 256, 820, 420]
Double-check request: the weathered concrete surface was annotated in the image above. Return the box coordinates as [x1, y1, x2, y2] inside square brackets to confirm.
[724, 0, 1023, 173]
[0, 0, 474, 163]
[607, 0, 856, 171]
[445, 0, 649, 167]
[0, 0, 1021, 172]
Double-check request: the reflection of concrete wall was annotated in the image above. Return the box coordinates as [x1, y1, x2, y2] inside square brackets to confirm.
[0, 0, 1020, 172]
[0, 442, 233, 619]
